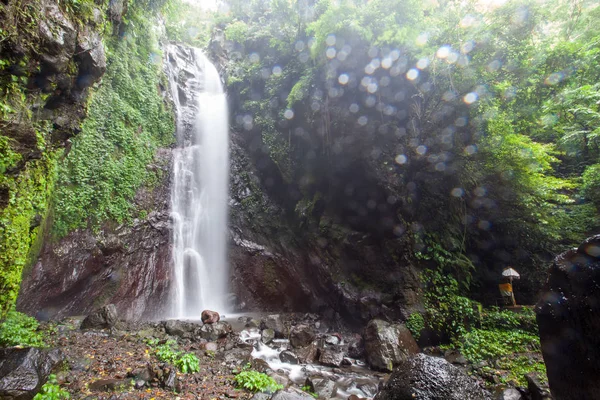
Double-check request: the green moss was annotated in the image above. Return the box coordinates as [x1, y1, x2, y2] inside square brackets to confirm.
[0, 141, 60, 318]
[52, 9, 175, 237]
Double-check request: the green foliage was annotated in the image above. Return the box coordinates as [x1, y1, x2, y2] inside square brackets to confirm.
[163, 0, 211, 48]
[460, 329, 540, 363]
[0, 144, 59, 318]
[421, 268, 477, 341]
[405, 313, 425, 341]
[52, 7, 174, 237]
[0, 309, 45, 347]
[33, 374, 70, 400]
[582, 164, 600, 207]
[224, 20, 249, 44]
[480, 307, 538, 334]
[175, 352, 200, 374]
[234, 369, 283, 393]
[495, 356, 547, 387]
[151, 340, 199, 374]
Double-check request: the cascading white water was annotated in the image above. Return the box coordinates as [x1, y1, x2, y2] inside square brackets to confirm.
[167, 45, 229, 318]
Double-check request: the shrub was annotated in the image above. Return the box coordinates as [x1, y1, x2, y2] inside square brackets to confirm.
[406, 313, 425, 341]
[33, 374, 69, 400]
[175, 352, 200, 374]
[152, 341, 200, 374]
[0, 309, 44, 347]
[234, 369, 283, 393]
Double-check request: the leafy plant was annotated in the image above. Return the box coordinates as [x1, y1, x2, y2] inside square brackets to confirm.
[33, 374, 69, 400]
[234, 369, 283, 393]
[0, 309, 44, 347]
[175, 352, 200, 374]
[150, 340, 200, 374]
[406, 313, 425, 341]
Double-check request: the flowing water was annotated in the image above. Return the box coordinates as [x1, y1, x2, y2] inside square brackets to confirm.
[166, 45, 229, 318]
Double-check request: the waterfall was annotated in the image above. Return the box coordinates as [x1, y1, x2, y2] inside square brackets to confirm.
[166, 45, 229, 318]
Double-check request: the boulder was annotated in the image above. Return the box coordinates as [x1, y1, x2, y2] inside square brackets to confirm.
[525, 372, 551, 400]
[201, 310, 220, 324]
[262, 328, 275, 344]
[374, 354, 492, 400]
[262, 314, 286, 337]
[295, 343, 319, 363]
[198, 321, 232, 341]
[164, 320, 198, 338]
[498, 388, 523, 400]
[318, 348, 344, 368]
[279, 350, 299, 364]
[0, 348, 63, 399]
[289, 324, 316, 348]
[271, 387, 317, 400]
[363, 319, 419, 371]
[535, 234, 600, 400]
[305, 376, 336, 399]
[347, 334, 365, 359]
[80, 304, 118, 329]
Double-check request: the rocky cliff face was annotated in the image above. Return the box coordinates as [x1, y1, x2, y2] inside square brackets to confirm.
[228, 128, 422, 326]
[16, 33, 422, 324]
[17, 148, 172, 321]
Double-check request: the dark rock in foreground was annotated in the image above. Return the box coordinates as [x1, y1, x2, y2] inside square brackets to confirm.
[374, 353, 492, 400]
[535, 234, 600, 400]
[0, 348, 63, 399]
[80, 304, 118, 329]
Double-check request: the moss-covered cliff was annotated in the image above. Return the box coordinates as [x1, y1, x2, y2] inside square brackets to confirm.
[0, 0, 174, 319]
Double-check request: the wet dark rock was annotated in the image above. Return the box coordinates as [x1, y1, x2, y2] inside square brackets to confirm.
[199, 322, 232, 341]
[251, 393, 272, 400]
[245, 319, 260, 328]
[251, 358, 271, 373]
[38, 1, 77, 73]
[271, 387, 317, 400]
[262, 329, 275, 344]
[374, 354, 492, 400]
[162, 367, 177, 389]
[324, 335, 341, 346]
[295, 343, 319, 364]
[347, 334, 365, 359]
[75, 26, 106, 88]
[279, 350, 299, 364]
[202, 310, 221, 324]
[223, 348, 253, 365]
[80, 304, 118, 330]
[268, 371, 290, 388]
[318, 348, 344, 368]
[364, 319, 419, 371]
[525, 373, 551, 400]
[444, 349, 468, 365]
[164, 320, 198, 338]
[88, 379, 132, 392]
[262, 315, 286, 338]
[0, 348, 63, 399]
[289, 324, 315, 348]
[498, 388, 522, 400]
[535, 234, 600, 400]
[305, 376, 336, 399]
